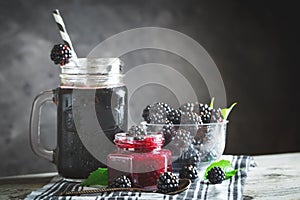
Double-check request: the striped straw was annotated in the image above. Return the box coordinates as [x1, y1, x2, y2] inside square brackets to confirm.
[52, 9, 78, 59]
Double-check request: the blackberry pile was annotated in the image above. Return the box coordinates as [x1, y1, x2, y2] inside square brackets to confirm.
[141, 101, 225, 166]
[157, 172, 179, 194]
[179, 164, 198, 181]
[109, 176, 132, 188]
[50, 44, 72, 65]
[207, 166, 225, 184]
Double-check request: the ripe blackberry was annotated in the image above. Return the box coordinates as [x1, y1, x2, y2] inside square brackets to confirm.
[167, 108, 182, 124]
[180, 111, 201, 125]
[179, 164, 198, 181]
[148, 102, 170, 124]
[197, 103, 212, 123]
[179, 102, 193, 112]
[180, 111, 201, 134]
[211, 108, 223, 123]
[142, 105, 151, 123]
[127, 125, 146, 137]
[173, 129, 193, 149]
[207, 167, 226, 184]
[180, 146, 200, 165]
[50, 44, 72, 65]
[109, 176, 132, 188]
[161, 123, 176, 146]
[157, 172, 179, 194]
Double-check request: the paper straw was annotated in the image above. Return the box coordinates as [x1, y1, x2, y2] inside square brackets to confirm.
[52, 9, 78, 59]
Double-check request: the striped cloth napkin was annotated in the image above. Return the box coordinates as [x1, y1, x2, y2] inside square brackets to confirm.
[25, 155, 254, 200]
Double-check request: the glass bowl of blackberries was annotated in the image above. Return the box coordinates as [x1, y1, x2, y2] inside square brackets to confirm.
[141, 101, 235, 168]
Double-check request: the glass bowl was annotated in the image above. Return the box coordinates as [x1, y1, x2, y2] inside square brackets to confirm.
[144, 121, 228, 168]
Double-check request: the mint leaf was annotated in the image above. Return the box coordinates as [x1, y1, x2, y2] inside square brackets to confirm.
[204, 160, 238, 180]
[209, 97, 215, 109]
[81, 168, 108, 186]
[221, 102, 237, 120]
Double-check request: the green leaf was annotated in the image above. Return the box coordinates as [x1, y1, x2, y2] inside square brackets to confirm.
[209, 97, 215, 109]
[81, 168, 108, 186]
[221, 102, 237, 120]
[204, 159, 238, 180]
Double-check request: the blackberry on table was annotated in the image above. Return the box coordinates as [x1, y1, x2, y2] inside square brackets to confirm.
[207, 166, 226, 184]
[157, 172, 179, 194]
[197, 103, 212, 123]
[210, 108, 223, 123]
[109, 176, 132, 188]
[50, 44, 72, 65]
[179, 164, 198, 181]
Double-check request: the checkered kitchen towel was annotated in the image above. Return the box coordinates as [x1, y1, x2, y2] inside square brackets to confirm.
[25, 155, 254, 200]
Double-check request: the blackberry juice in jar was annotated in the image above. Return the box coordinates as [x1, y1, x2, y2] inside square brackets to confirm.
[30, 58, 127, 179]
[107, 132, 172, 189]
[56, 58, 127, 178]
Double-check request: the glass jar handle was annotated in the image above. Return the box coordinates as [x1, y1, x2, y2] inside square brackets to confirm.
[29, 90, 55, 162]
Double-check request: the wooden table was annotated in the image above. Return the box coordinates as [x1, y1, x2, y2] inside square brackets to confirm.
[1, 153, 299, 200]
[243, 152, 300, 200]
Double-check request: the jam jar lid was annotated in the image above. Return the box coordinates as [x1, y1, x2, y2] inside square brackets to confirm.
[114, 132, 164, 152]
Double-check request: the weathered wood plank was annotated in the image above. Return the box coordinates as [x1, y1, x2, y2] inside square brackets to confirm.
[243, 152, 300, 200]
[0, 173, 56, 200]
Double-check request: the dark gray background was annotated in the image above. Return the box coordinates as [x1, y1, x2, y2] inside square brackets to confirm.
[0, 0, 299, 176]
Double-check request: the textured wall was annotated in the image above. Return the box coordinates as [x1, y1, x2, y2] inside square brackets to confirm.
[0, 0, 299, 176]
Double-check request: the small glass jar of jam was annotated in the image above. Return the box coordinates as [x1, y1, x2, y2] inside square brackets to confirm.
[107, 132, 172, 189]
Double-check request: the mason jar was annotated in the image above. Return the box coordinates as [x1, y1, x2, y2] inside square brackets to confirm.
[30, 58, 127, 179]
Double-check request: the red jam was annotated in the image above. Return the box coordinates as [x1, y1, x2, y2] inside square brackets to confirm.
[107, 133, 172, 189]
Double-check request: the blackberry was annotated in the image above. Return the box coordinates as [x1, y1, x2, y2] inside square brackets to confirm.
[179, 103, 195, 112]
[148, 102, 171, 124]
[180, 146, 200, 165]
[180, 111, 201, 125]
[50, 44, 72, 65]
[109, 175, 132, 188]
[157, 172, 179, 194]
[207, 167, 226, 184]
[172, 129, 193, 150]
[127, 125, 146, 138]
[211, 108, 223, 123]
[167, 108, 181, 124]
[142, 105, 151, 123]
[179, 164, 198, 181]
[180, 111, 201, 134]
[161, 123, 176, 146]
[197, 103, 212, 123]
